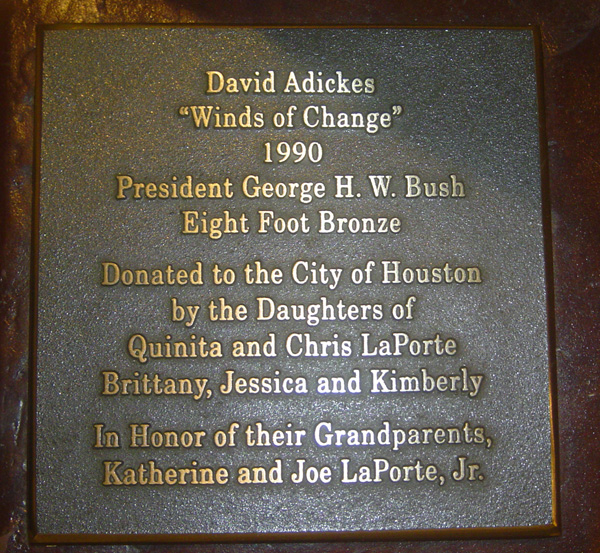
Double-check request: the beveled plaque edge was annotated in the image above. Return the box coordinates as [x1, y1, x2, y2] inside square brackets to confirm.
[31, 524, 560, 546]
[533, 23, 561, 540]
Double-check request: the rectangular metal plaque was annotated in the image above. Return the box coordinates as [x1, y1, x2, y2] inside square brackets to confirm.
[31, 26, 557, 543]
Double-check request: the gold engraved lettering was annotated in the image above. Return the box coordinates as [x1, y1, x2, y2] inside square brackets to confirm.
[116, 175, 233, 200]
[103, 460, 229, 486]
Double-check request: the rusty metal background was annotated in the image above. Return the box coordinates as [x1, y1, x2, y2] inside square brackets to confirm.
[0, 2, 599, 553]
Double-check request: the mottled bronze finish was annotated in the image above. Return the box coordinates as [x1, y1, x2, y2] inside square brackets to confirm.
[31, 25, 555, 541]
[1, 1, 599, 552]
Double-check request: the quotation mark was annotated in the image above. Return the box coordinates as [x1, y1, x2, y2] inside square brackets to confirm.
[392, 105, 403, 116]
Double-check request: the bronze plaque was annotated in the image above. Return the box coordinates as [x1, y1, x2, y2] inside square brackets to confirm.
[31, 26, 557, 543]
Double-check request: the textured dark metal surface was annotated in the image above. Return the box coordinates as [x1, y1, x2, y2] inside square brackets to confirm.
[32, 27, 554, 541]
[0, 1, 599, 553]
